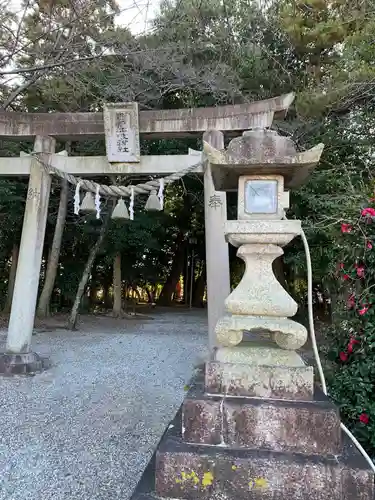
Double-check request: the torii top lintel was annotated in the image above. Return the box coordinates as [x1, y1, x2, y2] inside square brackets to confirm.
[0, 93, 295, 141]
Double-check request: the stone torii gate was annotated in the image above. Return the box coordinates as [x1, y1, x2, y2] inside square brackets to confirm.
[0, 94, 295, 374]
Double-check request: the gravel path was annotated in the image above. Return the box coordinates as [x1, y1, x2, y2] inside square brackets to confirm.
[0, 309, 208, 500]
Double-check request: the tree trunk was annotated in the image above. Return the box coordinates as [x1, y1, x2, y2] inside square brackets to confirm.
[158, 237, 187, 306]
[145, 286, 153, 303]
[3, 244, 19, 314]
[88, 264, 98, 308]
[123, 284, 128, 312]
[132, 286, 141, 302]
[183, 249, 189, 304]
[112, 252, 122, 317]
[102, 281, 112, 309]
[37, 179, 69, 318]
[192, 263, 206, 308]
[68, 217, 109, 330]
[146, 285, 157, 303]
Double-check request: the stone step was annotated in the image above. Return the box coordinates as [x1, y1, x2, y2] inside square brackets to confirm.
[206, 359, 313, 400]
[182, 383, 341, 456]
[132, 447, 375, 500]
[154, 423, 374, 500]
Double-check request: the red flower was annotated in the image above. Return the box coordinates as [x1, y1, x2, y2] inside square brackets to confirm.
[339, 262, 345, 269]
[359, 413, 370, 425]
[343, 274, 350, 281]
[358, 306, 369, 316]
[367, 241, 373, 249]
[341, 223, 352, 233]
[361, 208, 375, 217]
[347, 294, 356, 309]
[347, 337, 360, 353]
[356, 265, 365, 278]
[339, 351, 348, 362]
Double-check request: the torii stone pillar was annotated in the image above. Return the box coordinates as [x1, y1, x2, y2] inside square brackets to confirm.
[0, 136, 55, 374]
[203, 130, 230, 353]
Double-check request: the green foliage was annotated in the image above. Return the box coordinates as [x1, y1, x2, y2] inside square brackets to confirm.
[325, 197, 375, 454]
[276, 0, 375, 116]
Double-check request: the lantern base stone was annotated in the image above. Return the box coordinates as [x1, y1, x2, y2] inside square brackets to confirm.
[182, 378, 341, 455]
[205, 360, 313, 400]
[215, 344, 306, 367]
[153, 425, 373, 500]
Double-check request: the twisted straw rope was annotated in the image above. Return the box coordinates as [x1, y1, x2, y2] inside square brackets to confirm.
[31, 152, 203, 198]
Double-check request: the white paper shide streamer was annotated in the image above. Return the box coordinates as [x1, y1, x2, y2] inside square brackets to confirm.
[129, 186, 135, 220]
[74, 181, 82, 215]
[158, 178, 164, 210]
[95, 184, 101, 219]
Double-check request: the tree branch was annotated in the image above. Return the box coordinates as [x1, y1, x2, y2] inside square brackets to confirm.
[0, 54, 109, 76]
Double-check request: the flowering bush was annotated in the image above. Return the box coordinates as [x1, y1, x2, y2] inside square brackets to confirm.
[328, 200, 375, 454]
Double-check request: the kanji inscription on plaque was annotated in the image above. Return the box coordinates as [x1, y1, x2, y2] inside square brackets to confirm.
[103, 102, 140, 163]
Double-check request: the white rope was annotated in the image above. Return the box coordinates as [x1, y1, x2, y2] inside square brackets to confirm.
[32, 152, 202, 199]
[158, 178, 165, 209]
[95, 184, 101, 219]
[129, 186, 134, 220]
[73, 181, 81, 215]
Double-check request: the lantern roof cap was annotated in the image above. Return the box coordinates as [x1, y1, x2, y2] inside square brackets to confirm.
[204, 128, 324, 190]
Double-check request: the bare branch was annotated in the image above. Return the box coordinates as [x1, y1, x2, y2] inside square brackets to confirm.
[1, 70, 47, 110]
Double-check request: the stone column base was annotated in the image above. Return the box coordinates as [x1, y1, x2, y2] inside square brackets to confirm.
[0, 352, 50, 375]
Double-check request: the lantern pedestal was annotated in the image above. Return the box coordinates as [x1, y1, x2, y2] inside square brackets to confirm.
[215, 219, 307, 351]
[131, 365, 373, 500]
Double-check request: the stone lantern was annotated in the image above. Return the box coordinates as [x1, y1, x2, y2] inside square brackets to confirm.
[204, 128, 324, 373]
[131, 128, 374, 500]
